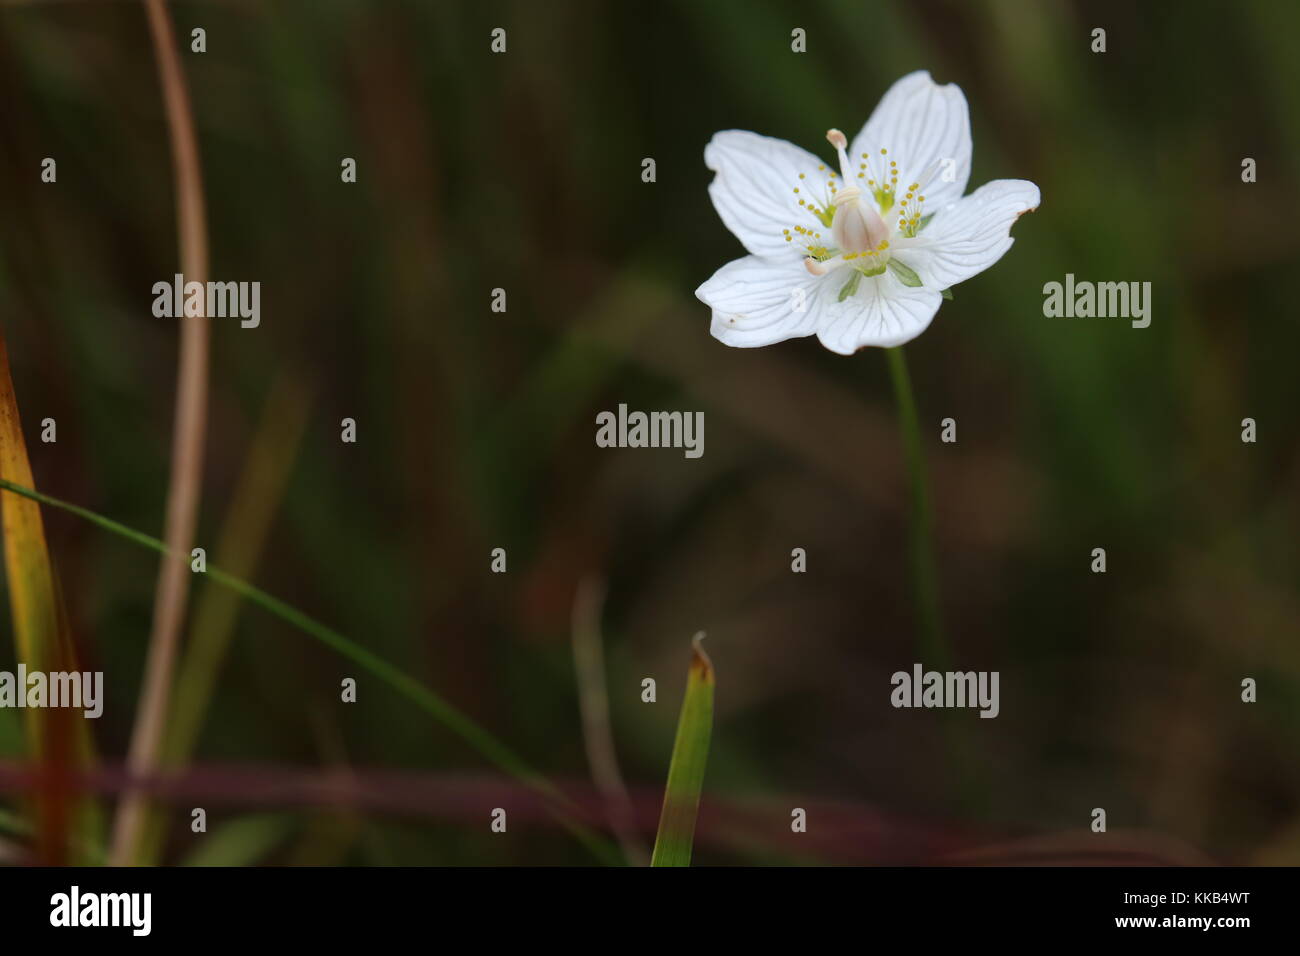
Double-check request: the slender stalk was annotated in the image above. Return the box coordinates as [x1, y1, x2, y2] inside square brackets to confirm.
[135, 375, 312, 865]
[110, 0, 211, 866]
[884, 346, 949, 672]
[885, 347, 987, 810]
[571, 576, 647, 866]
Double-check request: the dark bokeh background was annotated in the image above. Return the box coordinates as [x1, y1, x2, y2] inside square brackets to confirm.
[0, 0, 1296, 865]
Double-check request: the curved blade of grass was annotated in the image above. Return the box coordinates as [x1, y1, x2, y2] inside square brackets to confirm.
[651, 632, 714, 867]
[0, 330, 102, 863]
[0, 476, 621, 865]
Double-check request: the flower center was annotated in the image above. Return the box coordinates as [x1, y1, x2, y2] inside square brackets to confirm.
[825, 129, 890, 257]
[780, 129, 938, 292]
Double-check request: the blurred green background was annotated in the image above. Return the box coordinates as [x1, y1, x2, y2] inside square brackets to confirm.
[0, 0, 1296, 865]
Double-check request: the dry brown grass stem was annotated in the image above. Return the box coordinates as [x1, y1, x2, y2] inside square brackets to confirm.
[109, 0, 210, 866]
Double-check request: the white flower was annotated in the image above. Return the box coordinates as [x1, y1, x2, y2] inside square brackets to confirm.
[696, 70, 1040, 354]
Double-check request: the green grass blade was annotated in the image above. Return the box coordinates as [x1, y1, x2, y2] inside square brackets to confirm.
[0, 477, 622, 865]
[0, 476, 541, 785]
[651, 633, 714, 867]
[181, 813, 295, 867]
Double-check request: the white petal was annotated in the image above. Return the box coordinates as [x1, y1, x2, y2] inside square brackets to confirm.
[696, 255, 825, 348]
[814, 271, 944, 354]
[897, 179, 1040, 290]
[850, 70, 972, 210]
[704, 131, 833, 260]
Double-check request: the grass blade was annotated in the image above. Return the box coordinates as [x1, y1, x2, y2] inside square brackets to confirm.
[0, 476, 621, 865]
[651, 632, 714, 867]
[0, 328, 101, 863]
[572, 575, 648, 866]
[181, 813, 295, 867]
[134, 373, 312, 865]
[0, 334, 65, 736]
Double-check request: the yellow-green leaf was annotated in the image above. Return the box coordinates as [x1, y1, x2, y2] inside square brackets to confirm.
[0, 326, 101, 863]
[0, 334, 62, 684]
[651, 632, 714, 867]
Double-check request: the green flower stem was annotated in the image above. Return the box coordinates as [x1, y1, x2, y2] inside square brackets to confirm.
[884, 346, 949, 672]
[884, 347, 984, 810]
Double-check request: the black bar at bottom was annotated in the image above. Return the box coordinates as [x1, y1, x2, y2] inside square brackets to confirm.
[0, 865, 1279, 941]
